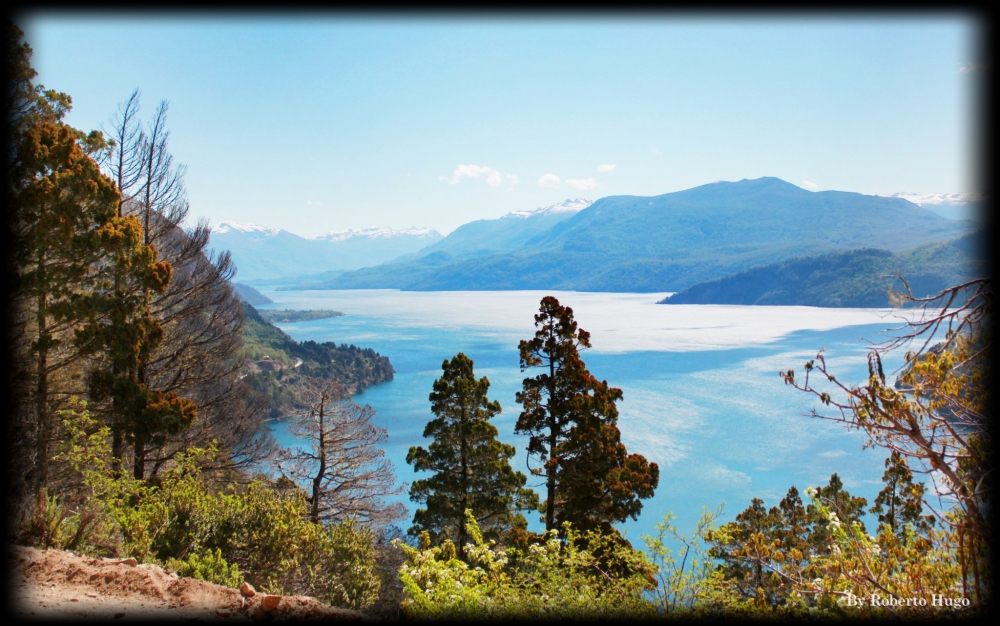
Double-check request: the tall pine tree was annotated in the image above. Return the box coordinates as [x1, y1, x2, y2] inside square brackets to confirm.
[75, 211, 197, 478]
[407, 353, 538, 555]
[870, 451, 935, 538]
[8, 22, 119, 492]
[515, 296, 658, 534]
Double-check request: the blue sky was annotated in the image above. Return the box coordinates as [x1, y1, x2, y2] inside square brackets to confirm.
[21, 13, 982, 236]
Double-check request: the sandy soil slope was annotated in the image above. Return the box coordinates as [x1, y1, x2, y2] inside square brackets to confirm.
[8, 545, 368, 621]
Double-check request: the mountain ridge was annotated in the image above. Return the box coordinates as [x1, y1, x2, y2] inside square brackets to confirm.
[313, 177, 975, 292]
[209, 222, 443, 283]
[659, 230, 987, 307]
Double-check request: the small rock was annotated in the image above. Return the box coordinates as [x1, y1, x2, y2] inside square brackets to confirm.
[87, 593, 99, 598]
[70, 598, 79, 602]
[118, 557, 138, 567]
[240, 581, 256, 597]
[114, 612, 125, 619]
[216, 608, 232, 617]
[261, 595, 282, 612]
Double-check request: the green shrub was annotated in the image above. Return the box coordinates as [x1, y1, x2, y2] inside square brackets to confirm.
[167, 548, 242, 588]
[51, 402, 381, 610]
[396, 510, 656, 620]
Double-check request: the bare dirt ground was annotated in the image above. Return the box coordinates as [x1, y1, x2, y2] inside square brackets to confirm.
[8, 544, 368, 621]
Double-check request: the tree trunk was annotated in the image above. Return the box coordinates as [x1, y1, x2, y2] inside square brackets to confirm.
[112, 424, 125, 478]
[459, 399, 469, 556]
[133, 435, 146, 480]
[311, 399, 327, 524]
[34, 275, 50, 491]
[545, 354, 557, 532]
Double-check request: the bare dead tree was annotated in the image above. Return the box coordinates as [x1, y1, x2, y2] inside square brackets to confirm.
[140, 213, 276, 477]
[277, 378, 407, 529]
[101, 88, 144, 217]
[96, 91, 275, 478]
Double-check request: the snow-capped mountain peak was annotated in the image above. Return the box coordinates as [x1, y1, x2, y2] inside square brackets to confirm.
[212, 221, 283, 236]
[503, 198, 593, 219]
[887, 191, 982, 206]
[310, 227, 441, 242]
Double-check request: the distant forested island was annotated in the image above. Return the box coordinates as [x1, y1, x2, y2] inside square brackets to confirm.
[660, 230, 985, 307]
[258, 309, 345, 324]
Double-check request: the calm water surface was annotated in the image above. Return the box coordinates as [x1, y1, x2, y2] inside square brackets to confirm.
[257, 289, 917, 545]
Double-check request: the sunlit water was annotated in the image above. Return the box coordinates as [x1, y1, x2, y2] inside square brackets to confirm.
[256, 289, 920, 549]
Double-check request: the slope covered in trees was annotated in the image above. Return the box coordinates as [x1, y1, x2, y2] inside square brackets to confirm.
[241, 302, 393, 418]
[232, 282, 273, 305]
[661, 230, 987, 307]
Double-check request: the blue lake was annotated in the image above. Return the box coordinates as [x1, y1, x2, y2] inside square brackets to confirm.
[256, 289, 918, 548]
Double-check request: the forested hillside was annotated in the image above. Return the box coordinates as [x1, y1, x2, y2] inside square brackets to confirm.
[241, 302, 393, 418]
[661, 230, 987, 307]
[232, 282, 273, 305]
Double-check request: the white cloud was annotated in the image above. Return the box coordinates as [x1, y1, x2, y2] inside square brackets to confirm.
[566, 177, 598, 190]
[537, 173, 561, 188]
[959, 61, 985, 73]
[597, 164, 617, 172]
[817, 450, 847, 458]
[651, 148, 663, 156]
[704, 465, 751, 485]
[802, 180, 818, 190]
[306, 200, 323, 206]
[440, 164, 516, 187]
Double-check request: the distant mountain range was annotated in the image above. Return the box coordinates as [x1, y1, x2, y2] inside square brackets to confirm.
[660, 230, 987, 307]
[209, 222, 442, 282]
[885, 192, 985, 222]
[308, 177, 976, 292]
[280, 198, 594, 290]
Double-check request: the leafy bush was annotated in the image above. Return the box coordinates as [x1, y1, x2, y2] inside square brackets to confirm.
[49, 401, 381, 610]
[167, 548, 242, 588]
[395, 510, 656, 620]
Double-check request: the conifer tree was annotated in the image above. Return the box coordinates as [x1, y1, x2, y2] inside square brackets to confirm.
[806, 472, 868, 554]
[515, 296, 658, 533]
[407, 353, 537, 555]
[707, 486, 813, 608]
[870, 451, 935, 538]
[8, 22, 120, 491]
[75, 212, 197, 478]
[10, 102, 119, 490]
